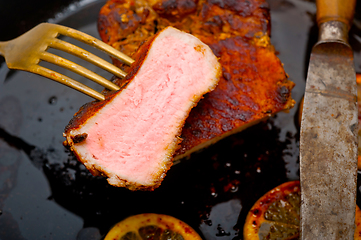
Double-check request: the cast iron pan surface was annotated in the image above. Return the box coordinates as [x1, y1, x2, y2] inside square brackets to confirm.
[0, 0, 361, 239]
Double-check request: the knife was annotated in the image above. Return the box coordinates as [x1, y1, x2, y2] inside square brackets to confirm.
[300, 0, 357, 239]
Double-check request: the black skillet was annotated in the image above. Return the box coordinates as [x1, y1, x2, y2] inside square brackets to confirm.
[0, 0, 361, 239]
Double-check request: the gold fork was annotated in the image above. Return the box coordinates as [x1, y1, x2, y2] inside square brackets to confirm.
[0, 23, 134, 101]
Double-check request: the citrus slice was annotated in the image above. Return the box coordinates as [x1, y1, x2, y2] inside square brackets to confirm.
[104, 213, 202, 240]
[244, 181, 361, 240]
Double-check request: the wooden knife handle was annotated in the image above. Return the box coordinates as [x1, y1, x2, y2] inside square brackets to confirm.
[316, 0, 356, 28]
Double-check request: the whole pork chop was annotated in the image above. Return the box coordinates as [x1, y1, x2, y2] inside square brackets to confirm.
[97, 0, 295, 161]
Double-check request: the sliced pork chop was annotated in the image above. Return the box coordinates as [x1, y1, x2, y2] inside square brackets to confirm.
[63, 26, 221, 191]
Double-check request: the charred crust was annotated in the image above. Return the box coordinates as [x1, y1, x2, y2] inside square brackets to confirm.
[64, 99, 109, 133]
[71, 133, 88, 144]
[276, 85, 291, 104]
[102, 159, 173, 191]
[62, 140, 69, 147]
[152, 0, 198, 20]
[174, 35, 294, 156]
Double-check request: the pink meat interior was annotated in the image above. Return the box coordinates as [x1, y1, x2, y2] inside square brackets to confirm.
[84, 35, 211, 185]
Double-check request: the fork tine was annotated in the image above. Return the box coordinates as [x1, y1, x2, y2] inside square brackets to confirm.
[40, 51, 120, 91]
[30, 65, 105, 101]
[50, 38, 128, 79]
[54, 23, 135, 66]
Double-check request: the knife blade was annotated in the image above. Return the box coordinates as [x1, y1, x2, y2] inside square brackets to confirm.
[300, 0, 357, 239]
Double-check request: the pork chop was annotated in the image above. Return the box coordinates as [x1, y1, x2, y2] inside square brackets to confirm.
[97, 0, 295, 160]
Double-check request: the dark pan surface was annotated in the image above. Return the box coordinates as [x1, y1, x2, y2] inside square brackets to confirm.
[0, 0, 361, 239]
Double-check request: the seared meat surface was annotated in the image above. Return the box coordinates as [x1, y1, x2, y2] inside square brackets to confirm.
[64, 27, 221, 190]
[97, 0, 295, 160]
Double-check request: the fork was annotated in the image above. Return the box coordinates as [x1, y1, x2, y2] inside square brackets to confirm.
[0, 23, 134, 101]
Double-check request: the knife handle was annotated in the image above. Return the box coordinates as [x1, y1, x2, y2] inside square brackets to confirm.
[316, 0, 356, 28]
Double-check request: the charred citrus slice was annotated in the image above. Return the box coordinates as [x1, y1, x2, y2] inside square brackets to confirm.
[104, 213, 202, 240]
[244, 181, 361, 240]
[244, 181, 300, 240]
